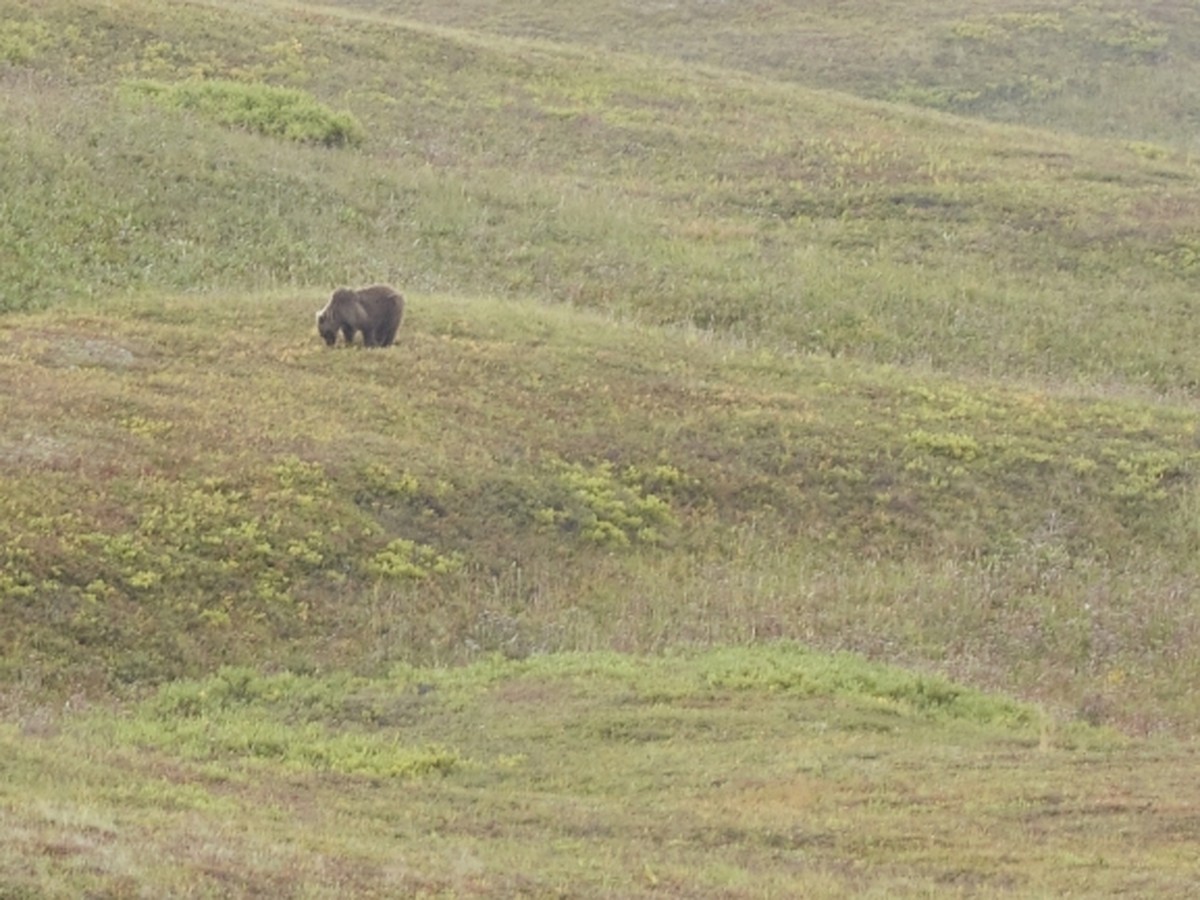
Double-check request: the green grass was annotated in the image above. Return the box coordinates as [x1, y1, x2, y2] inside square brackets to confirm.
[122, 78, 365, 145]
[12, 647, 1196, 898]
[342, 0, 1200, 147]
[4, 0, 1200, 893]
[6, 0, 1200, 391]
[4, 292, 1199, 732]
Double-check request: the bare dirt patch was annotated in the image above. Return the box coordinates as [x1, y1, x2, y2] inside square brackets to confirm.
[1, 328, 143, 370]
[36, 334, 138, 370]
[0, 432, 90, 469]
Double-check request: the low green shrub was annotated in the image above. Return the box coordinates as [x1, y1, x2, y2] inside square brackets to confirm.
[534, 460, 679, 547]
[0, 18, 54, 63]
[119, 667, 461, 778]
[697, 644, 1037, 726]
[121, 78, 364, 146]
[367, 538, 464, 581]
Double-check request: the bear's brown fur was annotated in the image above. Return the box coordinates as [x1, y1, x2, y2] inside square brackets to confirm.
[315, 285, 405, 348]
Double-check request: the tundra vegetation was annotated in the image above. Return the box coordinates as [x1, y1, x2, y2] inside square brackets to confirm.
[3, 0, 1200, 895]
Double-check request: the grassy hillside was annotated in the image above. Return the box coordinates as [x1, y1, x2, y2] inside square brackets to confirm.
[1, 0, 1198, 723]
[12, 649, 1197, 897]
[344, 0, 1200, 147]
[4, 0, 1200, 893]
[6, 0, 1200, 391]
[5, 290, 1200, 731]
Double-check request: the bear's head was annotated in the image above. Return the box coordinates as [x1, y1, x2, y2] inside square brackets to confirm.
[316, 309, 339, 346]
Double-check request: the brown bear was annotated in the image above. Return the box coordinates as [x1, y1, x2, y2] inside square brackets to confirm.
[315, 285, 405, 347]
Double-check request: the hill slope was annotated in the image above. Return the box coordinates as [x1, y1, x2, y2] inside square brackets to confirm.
[6, 0, 1200, 391]
[4, 291, 1200, 734]
[1, 0, 1200, 724]
[10, 649, 1194, 897]
[328, 0, 1200, 146]
[3, 0, 1200, 730]
[4, 1, 1200, 894]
